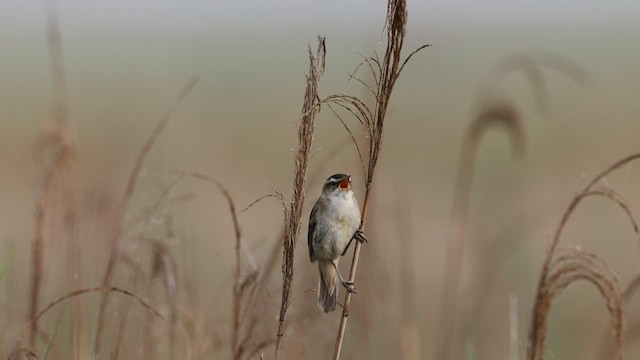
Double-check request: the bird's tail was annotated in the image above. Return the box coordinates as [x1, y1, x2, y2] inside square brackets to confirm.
[318, 260, 339, 313]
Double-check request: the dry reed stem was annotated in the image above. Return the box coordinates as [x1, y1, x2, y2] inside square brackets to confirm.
[325, 1, 428, 357]
[529, 249, 624, 360]
[439, 103, 526, 359]
[439, 53, 588, 358]
[168, 170, 244, 359]
[27, 0, 74, 349]
[94, 76, 199, 356]
[273, 36, 325, 360]
[529, 153, 640, 359]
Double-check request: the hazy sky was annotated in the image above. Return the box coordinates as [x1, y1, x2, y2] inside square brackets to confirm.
[2, 1, 640, 33]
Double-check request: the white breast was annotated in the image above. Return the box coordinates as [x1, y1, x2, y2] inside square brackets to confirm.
[324, 190, 361, 257]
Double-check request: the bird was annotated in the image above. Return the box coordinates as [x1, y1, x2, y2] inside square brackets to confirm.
[308, 173, 367, 313]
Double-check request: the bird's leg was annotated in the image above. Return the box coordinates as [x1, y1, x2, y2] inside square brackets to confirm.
[341, 229, 368, 256]
[332, 260, 357, 293]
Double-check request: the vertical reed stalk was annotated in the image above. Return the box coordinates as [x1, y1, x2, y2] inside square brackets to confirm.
[329, 1, 428, 358]
[29, 0, 73, 347]
[273, 37, 326, 360]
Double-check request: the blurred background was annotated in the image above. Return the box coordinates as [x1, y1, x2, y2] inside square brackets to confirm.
[2, 0, 640, 359]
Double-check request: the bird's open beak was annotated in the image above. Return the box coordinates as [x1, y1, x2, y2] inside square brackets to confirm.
[338, 176, 351, 189]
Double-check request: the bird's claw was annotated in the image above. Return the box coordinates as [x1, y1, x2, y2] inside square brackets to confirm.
[354, 229, 367, 244]
[341, 280, 357, 294]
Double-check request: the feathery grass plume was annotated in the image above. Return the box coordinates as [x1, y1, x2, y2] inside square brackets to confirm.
[322, 1, 428, 357]
[273, 36, 326, 360]
[436, 99, 525, 358]
[94, 77, 198, 356]
[529, 153, 640, 360]
[529, 248, 624, 360]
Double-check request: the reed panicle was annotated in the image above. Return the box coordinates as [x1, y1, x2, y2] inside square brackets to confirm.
[273, 36, 326, 360]
[323, 1, 429, 357]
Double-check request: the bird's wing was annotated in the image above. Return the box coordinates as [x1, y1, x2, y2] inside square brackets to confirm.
[308, 200, 321, 262]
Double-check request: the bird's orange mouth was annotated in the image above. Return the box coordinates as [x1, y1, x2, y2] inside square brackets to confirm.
[338, 177, 351, 189]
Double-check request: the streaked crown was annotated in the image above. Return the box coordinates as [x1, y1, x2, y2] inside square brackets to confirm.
[323, 173, 351, 192]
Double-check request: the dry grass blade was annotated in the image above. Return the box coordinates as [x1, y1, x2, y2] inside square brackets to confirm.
[273, 36, 326, 360]
[529, 248, 625, 360]
[436, 99, 525, 358]
[94, 76, 199, 355]
[13, 285, 164, 353]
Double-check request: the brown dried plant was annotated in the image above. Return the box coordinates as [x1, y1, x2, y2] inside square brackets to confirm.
[435, 99, 525, 358]
[529, 248, 625, 360]
[94, 77, 199, 356]
[320, 1, 428, 358]
[168, 170, 248, 359]
[273, 36, 326, 360]
[599, 269, 640, 358]
[529, 153, 640, 360]
[111, 178, 184, 359]
[28, 0, 75, 348]
[12, 285, 163, 357]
